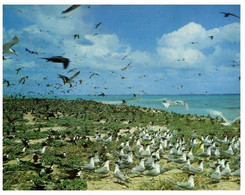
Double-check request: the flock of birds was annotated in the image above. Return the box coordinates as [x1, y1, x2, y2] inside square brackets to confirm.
[3, 5, 240, 97]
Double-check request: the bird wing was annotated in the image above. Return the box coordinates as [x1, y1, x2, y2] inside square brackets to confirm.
[3, 36, 19, 50]
[58, 74, 69, 84]
[176, 100, 189, 110]
[61, 5, 80, 14]
[62, 58, 70, 69]
[69, 71, 80, 81]
[115, 170, 126, 181]
[208, 110, 230, 123]
[230, 13, 240, 18]
[231, 116, 240, 123]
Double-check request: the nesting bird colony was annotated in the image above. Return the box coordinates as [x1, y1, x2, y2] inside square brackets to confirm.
[3, 97, 240, 190]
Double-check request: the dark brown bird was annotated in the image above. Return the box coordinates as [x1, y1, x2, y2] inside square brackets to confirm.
[220, 12, 240, 18]
[41, 56, 70, 69]
[61, 5, 80, 14]
[95, 22, 102, 29]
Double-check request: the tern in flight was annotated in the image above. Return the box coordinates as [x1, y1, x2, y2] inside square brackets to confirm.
[58, 71, 80, 87]
[3, 36, 19, 56]
[162, 98, 189, 110]
[208, 110, 240, 126]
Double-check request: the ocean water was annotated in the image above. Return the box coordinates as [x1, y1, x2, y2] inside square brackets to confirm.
[23, 94, 240, 120]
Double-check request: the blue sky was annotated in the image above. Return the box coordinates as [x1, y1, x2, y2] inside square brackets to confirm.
[2, 4, 240, 96]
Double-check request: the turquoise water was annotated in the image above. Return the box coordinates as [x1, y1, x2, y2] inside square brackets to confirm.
[23, 94, 240, 119]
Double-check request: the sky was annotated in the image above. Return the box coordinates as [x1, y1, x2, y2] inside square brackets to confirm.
[2, 4, 241, 96]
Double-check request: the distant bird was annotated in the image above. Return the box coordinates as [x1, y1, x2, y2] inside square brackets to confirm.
[220, 12, 240, 18]
[58, 71, 80, 87]
[3, 36, 19, 56]
[122, 55, 128, 60]
[16, 68, 22, 74]
[98, 92, 105, 96]
[121, 63, 132, 71]
[89, 72, 100, 79]
[167, 174, 195, 190]
[190, 42, 198, 44]
[73, 34, 80, 39]
[61, 5, 80, 14]
[209, 35, 214, 40]
[93, 33, 98, 36]
[19, 76, 29, 84]
[41, 56, 70, 69]
[3, 79, 11, 87]
[95, 22, 102, 29]
[121, 98, 135, 105]
[162, 98, 189, 110]
[208, 110, 240, 126]
[25, 48, 38, 55]
[68, 68, 76, 73]
[79, 80, 83, 84]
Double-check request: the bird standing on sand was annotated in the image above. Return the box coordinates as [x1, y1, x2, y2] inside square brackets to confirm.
[114, 162, 129, 182]
[95, 160, 110, 174]
[208, 110, 240, 126]
[167, 174, 195, 190]
[3, 36, 19, 56]
[41, 56, 70, 69]
[210, 164, 222, 180]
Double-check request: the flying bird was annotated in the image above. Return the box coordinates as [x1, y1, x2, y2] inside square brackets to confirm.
[162, 98, 189, 110]
[3, 36, 19, 56]
[58, 71, 80, 87]
[19, 76, 29, 84]
[73, 34, 80, 39]
[220, 12, 240, 18]
[41, 56, 70, 69]
[16, 68, 22, 75]
[89, 73, 100, 79]
[209, 35, 214, 40]
[95, 22, 102, 29]
[61, 5, 80, 14]
[121, 63, 132, 71]
[68, 68, 76, 73]
[25, 48, 38, 55]
[3, 79, 11, 87]
[208, 110, 240, 126]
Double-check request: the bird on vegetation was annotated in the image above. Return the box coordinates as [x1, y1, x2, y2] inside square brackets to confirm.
[29, 146, 47, 155]
[41, 56, 70, 69]
[3, 36, 19, 56]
